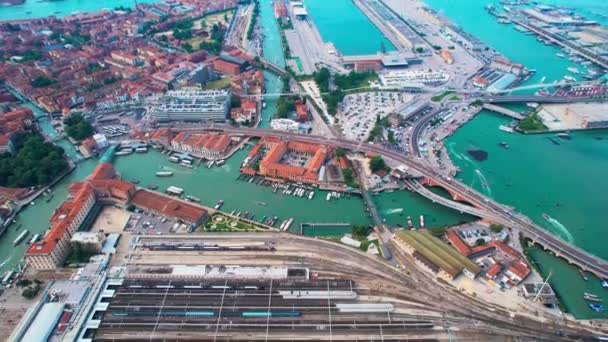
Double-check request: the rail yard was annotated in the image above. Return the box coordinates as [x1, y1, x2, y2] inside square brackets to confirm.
[81, 233, 599, 341]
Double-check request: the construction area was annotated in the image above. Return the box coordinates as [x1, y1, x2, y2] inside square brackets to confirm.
[535, 102, 608, 131]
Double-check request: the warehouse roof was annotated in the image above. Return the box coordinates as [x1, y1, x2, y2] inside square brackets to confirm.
[396, 230, 480, 278]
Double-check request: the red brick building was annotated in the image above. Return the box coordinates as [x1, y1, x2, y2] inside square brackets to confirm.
[245, 137, 329, 184]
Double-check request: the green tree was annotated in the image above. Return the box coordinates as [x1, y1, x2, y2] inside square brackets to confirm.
[490, 223, 504, 233]
[64, 113, 94, 141]
[0, 133, 68, 187]
[369, 156, 387, 172]
[335, 147, 346, 158]
[352, 225, 370, 239]
[475, 238, 486, 246]
[31, 76, 55, 88]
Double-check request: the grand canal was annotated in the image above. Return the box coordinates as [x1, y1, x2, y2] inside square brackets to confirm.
[0, 0, 607, 319]
[0, 0, 472, 283]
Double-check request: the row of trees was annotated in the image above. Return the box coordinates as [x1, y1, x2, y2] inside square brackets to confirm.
[313, 68, 378, 115]
[0, 133, 68, 188]
[276, 96, 297, 118]
[64, 113, 94, 141]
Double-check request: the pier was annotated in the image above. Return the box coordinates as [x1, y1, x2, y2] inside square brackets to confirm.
[299, 222, 351, 235]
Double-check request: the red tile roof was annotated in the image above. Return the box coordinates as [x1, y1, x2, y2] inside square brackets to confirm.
[131, 189, 207, 224]
[447, 230, 472, 255]
[507, 260, 531, 281]
[88, 163, 116, 180]
[486, 263, 502, 279]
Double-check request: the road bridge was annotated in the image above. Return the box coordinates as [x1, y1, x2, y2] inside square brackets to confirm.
[481, 104, 525, 120]
[510, 17, 608, 70]
[171, 125, 608, 279]
[482, 95, 601, 104]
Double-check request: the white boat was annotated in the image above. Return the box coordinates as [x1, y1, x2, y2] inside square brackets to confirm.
[169, 156, 180, 163]
[499, 125, 515, 133]
[166, 186, 184, 196]
[567, 67, 580, 74]
[2, 271, 15, 285]
[135, 147, 148, 153]
[564, 75, 577, 82]
[281, 218, 294, 231]
[29, 234, 40, 244]
[526, 102, 539, 109]
[326, 193, 331, 201]
[115, 148, 133, 156]
[556, 53, 565, 58]
[419, 215, 425, 228]
[216, 160, 225, 166]
[13, 229, 29, 246]
[155, 171, 174, 177]
[308, 191, 314, 200]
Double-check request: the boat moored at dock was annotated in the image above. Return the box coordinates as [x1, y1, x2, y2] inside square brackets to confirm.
[13, 229, 29, 246]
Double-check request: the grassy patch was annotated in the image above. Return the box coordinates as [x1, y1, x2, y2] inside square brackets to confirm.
[517, 112, 547, 132]
[431, 90, 455, 102]
[199, 213, 268, 233]
[205, 77, 232, 90]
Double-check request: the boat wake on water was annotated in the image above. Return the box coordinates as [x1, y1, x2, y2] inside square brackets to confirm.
[384, 208, 404, 215]
[0, 254, 13, 268]
[161, 165, 192, 174]
[542, 214, 574, 243]
[474, 169, 492, 197]
[447, 142, 463, 161]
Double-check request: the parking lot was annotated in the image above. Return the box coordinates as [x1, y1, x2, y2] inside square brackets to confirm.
[337, 91, 411, 141]
[453, 222, 491, 246]
[124, 208, 195, 235]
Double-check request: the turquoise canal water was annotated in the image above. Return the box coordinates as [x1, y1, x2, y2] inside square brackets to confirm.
[259, 0, 286, 128]
[304, 0, 396, 55]
[2, 0, 607, 319]
[0, 0, 157, 20]
[0, 0, 469, 279]
[425, 0, 608, 319]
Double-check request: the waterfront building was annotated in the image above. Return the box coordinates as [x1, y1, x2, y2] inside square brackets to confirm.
[170, 131, 233, 159]
[522, 8, 596, 27]
[148, 128, 174, 146]
[151, 87, 231, 122]
[378, 69, 450, 88]
[270, 118, 301, 132]
[26, 183, 97, 270]
[230, 99, 258, 124]
[242, 137, 329, 185]
[0, 107, 33, 155]
[131, 189, 209, 226]
[446, 229, 531, 286]
[490, 57, 527, 77]
[26, 164, 136, 270]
